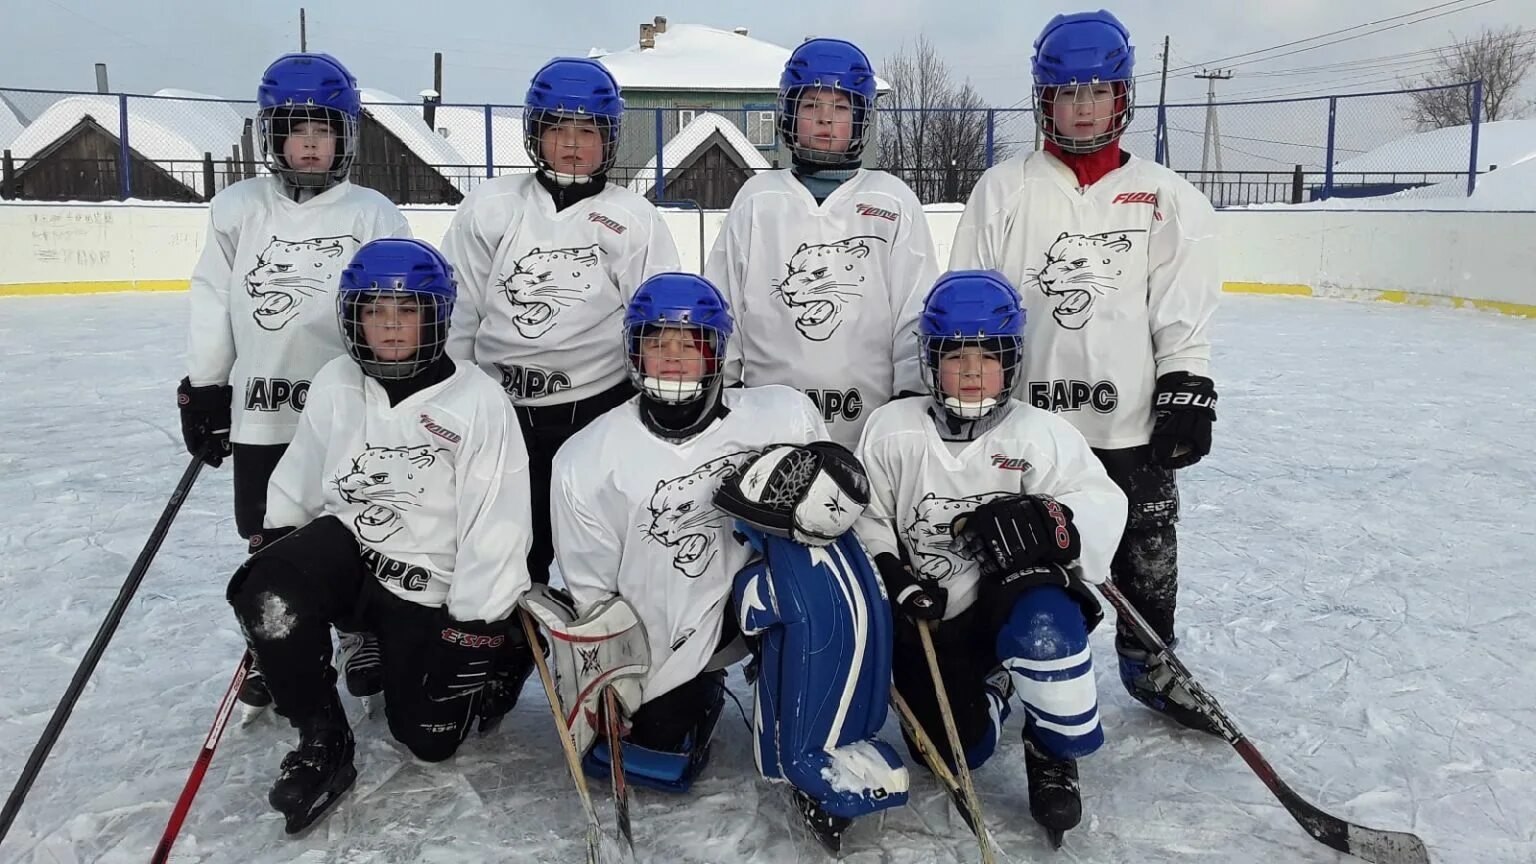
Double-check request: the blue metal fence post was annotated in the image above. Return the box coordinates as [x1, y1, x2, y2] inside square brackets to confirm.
[654, 108, 665, 200]
[483, 104, 494, 179]
[985, 109, 995, 167]
[117, 93, 132, 200]
[1322, 96, 1337, 200]
[1467, 80, 1483, 197]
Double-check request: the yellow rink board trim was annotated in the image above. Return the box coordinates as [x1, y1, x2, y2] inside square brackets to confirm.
[4, 278, 1535, 319]
[0, 279, 190, 296]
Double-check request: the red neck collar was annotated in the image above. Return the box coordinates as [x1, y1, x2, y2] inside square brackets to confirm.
[1043, 139, 1124, 187]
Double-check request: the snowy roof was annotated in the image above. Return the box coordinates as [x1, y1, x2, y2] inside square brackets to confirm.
[8, 89, 245, 170]
[1333, 119, 1536, 175]
[430, 104, 533, 172]
[360, 89, 477, 193]
[0, 98, 23, 150]
[628, 111, 771, 196]
[593, 23, 889, 94]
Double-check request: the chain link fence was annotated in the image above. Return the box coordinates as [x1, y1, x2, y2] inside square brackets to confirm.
[0, 82, 1482, 208]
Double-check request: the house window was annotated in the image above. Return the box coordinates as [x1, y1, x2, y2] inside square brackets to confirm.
[747, 110, 776, 147]
[677, 108, 697, 130]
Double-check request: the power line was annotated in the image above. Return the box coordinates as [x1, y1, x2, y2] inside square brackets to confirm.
[1136, 0, 1500, 81]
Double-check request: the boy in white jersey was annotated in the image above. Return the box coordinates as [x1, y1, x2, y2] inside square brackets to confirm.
[442, 57, 680, 588]
[856, 270, 1127, 844]
[704, 38, 937, 448]
[950, 11, 1221, 735]
[177, 52, 411, 712]
[227, 239, 534, 835]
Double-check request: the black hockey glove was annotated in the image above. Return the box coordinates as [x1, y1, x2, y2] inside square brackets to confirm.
[875, 553, 947, 622]
[953, 495, 1081, 580]
[1150, 372, 1217, 469]
[176, 377, 232, 468]
[425, 612, 521, 703]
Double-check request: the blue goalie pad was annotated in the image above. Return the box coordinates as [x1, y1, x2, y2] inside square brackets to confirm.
[732, 524, 910, 819]
[582, 737, 703, 794]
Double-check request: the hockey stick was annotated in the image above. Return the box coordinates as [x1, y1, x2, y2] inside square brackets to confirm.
[0, 447, 209, 846]
[603, 688, 635, 858]
[150, 651, 251, 864]
[1098, 580, 1430, 864]
[916, 622, 997, 864]
[520, 610, 606, 864]
[890, 686, 999, 853]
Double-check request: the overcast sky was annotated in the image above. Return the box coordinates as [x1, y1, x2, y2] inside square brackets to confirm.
[1, 0, 1531, 107]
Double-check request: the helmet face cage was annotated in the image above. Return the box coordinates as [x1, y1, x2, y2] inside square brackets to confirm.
[776, 84, 873, 166]
[920, 334, 1024, 421]
[259, 104, 358, 188]
[1034, 78, 1135, 154]
[625, 321, 727, 404]
[337, 288, 453, 381]
[523, 110, 621, 185]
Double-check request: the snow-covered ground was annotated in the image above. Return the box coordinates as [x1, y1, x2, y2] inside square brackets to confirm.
[1, 292, 1533, 863]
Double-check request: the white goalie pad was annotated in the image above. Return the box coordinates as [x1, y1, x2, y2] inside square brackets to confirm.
[520, 585, 650, 755]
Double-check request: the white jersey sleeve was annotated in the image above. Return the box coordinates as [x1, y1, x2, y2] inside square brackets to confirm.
[186, 199, 240, 387]
[446, 387, 533, 623]
[888, 189, 939, 396]
[703, 199, 749, 386]
[550, 454, 624, 612]
[1147, 183, 1218, 379]
[441, 181, 499, 365]
[853, 417, 903, 562]
[263, 358, 345, 530]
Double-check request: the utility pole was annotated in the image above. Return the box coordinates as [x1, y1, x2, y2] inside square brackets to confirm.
[300, 7, 307, 51]
[1155, 36, 1171, 166]
[1194, 68, 1232, 196]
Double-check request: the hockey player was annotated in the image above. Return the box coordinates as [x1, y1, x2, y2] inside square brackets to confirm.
[178, 52, 410, 714]
[226, 238, 535, 834]
[855, 270, 1127, 843]
[441, 57, 680, 587]
[540, 273, 906, 849]
[704, 38, 938, 449]
[949, 10, 1222, 735]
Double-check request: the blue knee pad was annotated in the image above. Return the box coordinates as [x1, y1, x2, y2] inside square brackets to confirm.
[996, 585, 1104, 760]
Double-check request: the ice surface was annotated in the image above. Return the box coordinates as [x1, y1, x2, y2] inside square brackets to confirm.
[1, 292, 1533, 862]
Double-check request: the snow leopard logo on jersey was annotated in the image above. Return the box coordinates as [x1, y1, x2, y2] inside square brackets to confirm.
[644, 452, 753, 579]
[245, 235, 359, 331]
[333, 444, 445, 544]
[1027, 230, 1146, 331]
[905, 491, 1010, 582]
[773, 236, 886, 341]
[498, 245, 603, 339]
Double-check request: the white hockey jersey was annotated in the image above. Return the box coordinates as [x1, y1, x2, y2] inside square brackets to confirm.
[855, 397, 1128, 619]
[265, 357, 533, 623]
[551, 386, 828, 702]
[185, 176, 411, 445]
[950, 151, 1220, 450]
[441, 175, 680, 406]
[704, 169, 939, 449]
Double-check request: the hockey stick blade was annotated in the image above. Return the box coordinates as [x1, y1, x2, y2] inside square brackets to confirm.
[1099, 582, 1429, 864]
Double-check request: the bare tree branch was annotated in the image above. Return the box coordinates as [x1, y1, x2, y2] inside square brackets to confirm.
[1403, 25, 1536, 129]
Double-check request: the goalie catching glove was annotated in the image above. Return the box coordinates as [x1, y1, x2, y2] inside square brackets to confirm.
[714, 441, 870, 547]
[519, 585, 650, 755]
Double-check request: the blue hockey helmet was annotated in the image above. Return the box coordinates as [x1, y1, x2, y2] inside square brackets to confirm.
[624, 273, 733, 405]
[918, 270, 1026, 421]
[777, 38, 878, 166]
[337, 239, 457, 381]
[524, 58, 624, 185]
[257, 53, 360, 188]
[1032, 10, 1136, 153]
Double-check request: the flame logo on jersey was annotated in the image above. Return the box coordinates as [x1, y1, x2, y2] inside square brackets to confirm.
[245, 235, 359, 331]
[643, 452, 753, 578]
[773, 236, 885, 342]
[333, 444, 446, 543]
[498, 245, 603, 339]
[904, 491, 1010, 582]
[1027, 230, 1145, 331]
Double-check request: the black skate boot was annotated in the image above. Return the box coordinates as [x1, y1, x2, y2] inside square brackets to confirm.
[337, 630, 383, 714]
[1117, 642, 1224, 737]
[794, 789, 853, 854]
[269, 701, 356, 835]
[1024, 734, 1080, 849]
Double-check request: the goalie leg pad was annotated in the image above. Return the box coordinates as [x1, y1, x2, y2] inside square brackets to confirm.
[997, 585, 1104, 761]
[734, 527, 910, 818]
